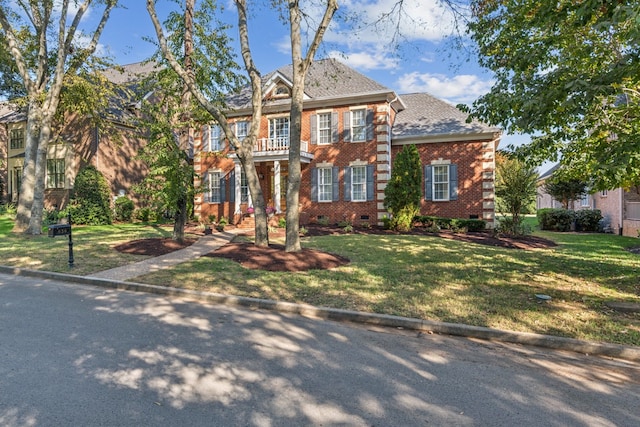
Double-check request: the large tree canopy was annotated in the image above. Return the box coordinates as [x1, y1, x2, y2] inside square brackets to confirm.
[466, 0, 640, 190]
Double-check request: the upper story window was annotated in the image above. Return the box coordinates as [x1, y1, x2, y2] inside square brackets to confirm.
[318, 112, 332, 145]
[274, 84, 290, 97]
[269, 117, 290, 149]
[202, 125, 222, 152]
[10, 128, 24, 149]
[46, 159, 65, 189]
[235, 121, 248, 139]
[350, 109, 367, 142]
[601, 190, 608, 197]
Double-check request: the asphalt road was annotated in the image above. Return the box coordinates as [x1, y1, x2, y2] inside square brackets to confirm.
[1, 272, 639, 426]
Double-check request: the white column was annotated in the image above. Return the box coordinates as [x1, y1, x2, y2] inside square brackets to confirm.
[234, 163, 242, 214]
[273, 160, 281, 213]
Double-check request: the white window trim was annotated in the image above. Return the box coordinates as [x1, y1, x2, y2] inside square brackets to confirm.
[207, 170, 221, 204]
[350, 108, 367, 142]
[432, 164, 450, 202]
[318, 167, 333, 203]
[317, 112, 332, 145]
[351, 165, 367, 202]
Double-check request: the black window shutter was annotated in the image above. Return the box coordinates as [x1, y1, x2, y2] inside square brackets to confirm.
[343, 111, 351, 142]
[344, 167, 352, 201]
[424, 165, 433, 201]
[220, 173, 226, 202]
[310, 168, 318, 202]
[449, 164, 458, 201]
[331, 112, 339, 143]
[366, 109, 374, 141]
[332, 167, 340, 201]
[310, 115, 317, 145]
[229, 170, 236, 203]
[366, 165, 374, 201]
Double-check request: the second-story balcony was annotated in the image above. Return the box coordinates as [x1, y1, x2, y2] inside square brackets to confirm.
[251, 137, 314, 163]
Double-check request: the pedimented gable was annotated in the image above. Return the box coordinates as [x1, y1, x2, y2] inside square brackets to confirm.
[263, 72, 310, 101]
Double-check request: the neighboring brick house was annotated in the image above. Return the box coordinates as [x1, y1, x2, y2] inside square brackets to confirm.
[0, 62, 154, 209]
[537, 164, 640, 236]
[194, 59, 500, 227]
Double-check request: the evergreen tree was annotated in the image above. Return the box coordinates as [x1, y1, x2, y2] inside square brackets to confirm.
[384, 144, 422, 231]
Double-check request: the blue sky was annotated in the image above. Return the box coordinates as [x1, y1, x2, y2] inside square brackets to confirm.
[88, 0, 530, 150]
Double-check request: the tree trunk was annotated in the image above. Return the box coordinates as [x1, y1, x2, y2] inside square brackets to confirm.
[13, 105, 40, 232]
[26, 120, 54, 235]
[286, 62, 304, 252]
[237, 146, 269, 247]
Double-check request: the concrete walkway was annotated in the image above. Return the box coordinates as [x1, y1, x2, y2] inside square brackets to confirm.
[87, 231, 236, 281]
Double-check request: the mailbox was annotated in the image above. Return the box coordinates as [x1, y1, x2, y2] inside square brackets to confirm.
[48, 224, 71, 237]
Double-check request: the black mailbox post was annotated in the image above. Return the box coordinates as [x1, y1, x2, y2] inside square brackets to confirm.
[48, 213, 74, 268]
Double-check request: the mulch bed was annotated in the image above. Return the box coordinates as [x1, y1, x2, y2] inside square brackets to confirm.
[113, 224, 557, 272]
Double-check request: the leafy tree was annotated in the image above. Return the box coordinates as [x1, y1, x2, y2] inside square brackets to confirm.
[495, 152, 537, 235]
[384, 144, 422, 231]
[0, 1, 117, 234]
[147, 0, 276, 247]
[465, 1, 640, 191]
[542, 175, 588, 210]
[67, 165, 112, 225]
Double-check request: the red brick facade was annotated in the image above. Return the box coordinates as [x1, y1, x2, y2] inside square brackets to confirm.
[194, 98, 498, 227]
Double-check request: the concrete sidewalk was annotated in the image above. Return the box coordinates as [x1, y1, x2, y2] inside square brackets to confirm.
[87, 231, 235, 281]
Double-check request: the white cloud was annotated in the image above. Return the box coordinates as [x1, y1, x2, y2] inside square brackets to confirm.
[396, 72, 493, 105]
[327, 49, 399, 71]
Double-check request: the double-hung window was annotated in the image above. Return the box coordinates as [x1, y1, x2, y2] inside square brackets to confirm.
[235, 121, 248, 139]
[350, 109, 367, 142]
[269, 117, 289, 149]
[205, 171, 221, 203]
[318, 168, 333, 202]
[240, 170, 249, 203]
[433, 165, 450, 201]
[317, 113, 332, 145]
[351, 166, 367, 202]
[10, 129, 24, 149]
[46, 159, 65, 189]
[209, 126, 222, 151]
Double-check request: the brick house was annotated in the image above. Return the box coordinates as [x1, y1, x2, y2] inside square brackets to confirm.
[0, 62, 154, 209]
[537, 164, 640, 236]
[194, 59, 500, 227]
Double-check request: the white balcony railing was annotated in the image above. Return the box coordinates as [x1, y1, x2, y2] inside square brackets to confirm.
[254, 138, 308, 153]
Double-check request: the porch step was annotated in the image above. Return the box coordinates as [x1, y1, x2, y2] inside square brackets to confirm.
[236, 215, 255, 230]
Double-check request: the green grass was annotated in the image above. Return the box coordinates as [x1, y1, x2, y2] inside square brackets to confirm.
[1, 213, 639, 346]
[0, 217, 180, 275]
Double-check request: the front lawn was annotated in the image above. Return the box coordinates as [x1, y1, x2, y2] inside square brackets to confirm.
[1, 213, 639, 346]
[136, 228, 640, 346]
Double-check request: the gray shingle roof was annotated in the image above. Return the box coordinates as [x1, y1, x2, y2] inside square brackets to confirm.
[226, 58, 391, 110]
[102, 61, 160, 85]
[392, 93, 499, 139]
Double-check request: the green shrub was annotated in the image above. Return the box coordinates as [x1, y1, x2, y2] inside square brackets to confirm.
[70, 165, 112, 225]
[114, 196, 135, 222]
[134, 207, 151, 222]
[278, 217, 286, 228]
[496, 216, 531, 235]
[537, 208, 574, 231]
[575, 209, 603, 232]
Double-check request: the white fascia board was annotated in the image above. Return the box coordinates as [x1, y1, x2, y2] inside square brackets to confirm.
[392, 131, 501, 145]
